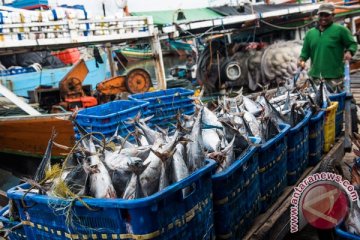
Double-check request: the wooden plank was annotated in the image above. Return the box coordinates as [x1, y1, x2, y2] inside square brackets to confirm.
[244, 137, 345, 240]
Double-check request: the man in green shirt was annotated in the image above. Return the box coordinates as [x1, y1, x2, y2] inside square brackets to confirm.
[299, 3, 357, 91]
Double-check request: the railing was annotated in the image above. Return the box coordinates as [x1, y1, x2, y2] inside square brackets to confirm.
[0, 15, 155, 51]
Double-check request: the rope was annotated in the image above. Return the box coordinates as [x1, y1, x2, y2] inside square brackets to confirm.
[260, 19, 316, 30]
[61, 132, 106, 172]
[21, 132, 106, 212]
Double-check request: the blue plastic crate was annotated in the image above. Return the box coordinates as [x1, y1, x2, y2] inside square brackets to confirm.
[145, 104, 195, 125]
[264, 173, 287, 208]
[7, 160, 216, 240]
[308, 107, 326, 166]
[212, 137, 260, 239]
[75, 100, 148, 126]
[0, 205, 27, 240]
[145, 98, 194, 112]
[12, 0, 48, 8]
[131, 88, 195, 124]
[74, 123, 136, 141]
[148, 108, 195, 129]
[287, 110, 311, 185]
[335, 223, 360, 239]
[242, 177, 260, 228]
[74, 118, 136, 135]
[329, 91, 346, 137]
[145, 103, 195, 118]
[258, 124, 290, 213]
[129, 88, 194, 107]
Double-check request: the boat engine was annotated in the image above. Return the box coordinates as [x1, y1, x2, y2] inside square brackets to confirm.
[96, 68, 152, 104]
[198, 40, 309, 93]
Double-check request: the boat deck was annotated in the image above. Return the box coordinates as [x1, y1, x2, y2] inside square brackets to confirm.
[243, 138, 345, 240]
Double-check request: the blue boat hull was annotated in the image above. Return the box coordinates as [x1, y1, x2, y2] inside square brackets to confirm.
[0, 56, 108, 97]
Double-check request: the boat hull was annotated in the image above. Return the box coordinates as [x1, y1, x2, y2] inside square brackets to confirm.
[119, 48, 153, 60]
[0, 114, 75, 159]
[0, 56, 108, 97]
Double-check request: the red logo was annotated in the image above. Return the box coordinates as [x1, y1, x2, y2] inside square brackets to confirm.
[301, 183, 349, 229]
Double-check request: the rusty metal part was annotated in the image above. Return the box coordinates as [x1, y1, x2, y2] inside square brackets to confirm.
[59, 59, 89, 100]
[96, 68, 152, 96]
[96, 76, 128, 96]
[125, 68, 152, 94]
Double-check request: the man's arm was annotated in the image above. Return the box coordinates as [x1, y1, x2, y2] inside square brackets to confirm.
[342, 26, 358, 57]
[298, 33, 310, 68]
[299, 33, 310, 62]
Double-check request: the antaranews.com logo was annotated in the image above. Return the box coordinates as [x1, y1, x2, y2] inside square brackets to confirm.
[290, 172, 358, 232]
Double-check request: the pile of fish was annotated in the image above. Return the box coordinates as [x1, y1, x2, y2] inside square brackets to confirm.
[16, 78, 330, 204]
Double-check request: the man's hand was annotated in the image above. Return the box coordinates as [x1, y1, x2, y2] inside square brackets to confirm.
[298, 59, 306, 70]
[344, 51, 352, 61]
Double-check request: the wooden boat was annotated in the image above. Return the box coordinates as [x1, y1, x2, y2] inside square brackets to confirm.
[0, 113, 74, 159]
[0, 59, 85, 159]
[117, 43, 175, 62]
[118, 46, 154, 60]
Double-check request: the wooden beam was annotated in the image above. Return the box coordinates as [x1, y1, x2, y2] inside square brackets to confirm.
[106, 43, 116, 78]
[150, 29, 166, 89]
[0, 83, 41, 116]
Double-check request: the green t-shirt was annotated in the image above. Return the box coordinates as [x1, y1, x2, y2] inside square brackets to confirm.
[300, 23, 357, 79]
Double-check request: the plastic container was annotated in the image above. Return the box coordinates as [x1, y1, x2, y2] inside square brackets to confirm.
[287, 110, 311, 185]
[129, 88, 195, 129]
[212, 137, 261, 239]
[74, 100, 148, 140]
[52, 48, 81, 65]
[329, 91, 346, 137]
[308, 106, 326, 166]
[73, 120, 136, 140]
[335, 223, 360, 240]
[0, 205, 27, 240]
[324, 101, 339, 153]
[7, 160, 217, 240]
[129, 88, 194, 108]
[129, 88, 194, 116]
[147, 104, 195, 128]
[258, 124, 290, 213]
[75, 100, 148, 126]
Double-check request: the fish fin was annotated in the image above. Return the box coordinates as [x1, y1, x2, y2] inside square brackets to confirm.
[34, 129, 57, 182]
[155, 125, 169, 136]
[53, 141, 72, 151]
[70, 107, 79, 120]
[353, 132, 360, 140]
[150, 148, 177, 162]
